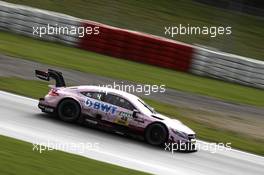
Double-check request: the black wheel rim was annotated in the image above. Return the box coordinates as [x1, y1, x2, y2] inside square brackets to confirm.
[61, 102, 77, 118]
[150, 126, 165, 143]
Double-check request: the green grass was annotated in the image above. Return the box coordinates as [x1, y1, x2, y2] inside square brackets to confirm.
[0, 77, 49, 98]
[0, 77, 263, 155]
[3, 0, 264, 60]
[0, 31, 264, 106]
[0, 135, 149, 175]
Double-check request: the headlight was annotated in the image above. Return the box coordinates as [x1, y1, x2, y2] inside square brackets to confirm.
[171, 129, 188, 138]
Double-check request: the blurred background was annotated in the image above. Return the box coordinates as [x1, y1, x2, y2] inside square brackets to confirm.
[0, 0, 263, 157]
[3, 0, 264, 59]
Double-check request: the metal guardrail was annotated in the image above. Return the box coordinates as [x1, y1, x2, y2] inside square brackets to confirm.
[191, 48, 264, 88]
[0, 1, 81, 46]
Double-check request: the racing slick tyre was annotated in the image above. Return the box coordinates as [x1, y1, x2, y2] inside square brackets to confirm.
[58, 99, 81, 123]
[145, 123, 168, 146]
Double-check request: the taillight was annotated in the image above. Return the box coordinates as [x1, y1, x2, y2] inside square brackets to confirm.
[48, 89, 59, 96]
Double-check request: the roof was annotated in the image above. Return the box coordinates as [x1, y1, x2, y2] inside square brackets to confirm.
[76, 85, 140, 102]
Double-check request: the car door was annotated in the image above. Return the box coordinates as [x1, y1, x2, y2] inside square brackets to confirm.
[81, 91, 104, 118]
[113, 96, 135, 126]
[102, 94, 135, 126]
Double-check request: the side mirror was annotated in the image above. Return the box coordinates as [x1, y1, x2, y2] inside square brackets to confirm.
[132, 109, 139, 118]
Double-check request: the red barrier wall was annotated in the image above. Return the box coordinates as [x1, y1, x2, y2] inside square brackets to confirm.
[78, 21, 194, 72]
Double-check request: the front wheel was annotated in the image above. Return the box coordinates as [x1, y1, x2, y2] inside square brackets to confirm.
[145, 123, 168, 146]
[57, 99, 80, 122]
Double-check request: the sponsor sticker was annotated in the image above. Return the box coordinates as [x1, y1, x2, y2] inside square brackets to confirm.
[85, 98, 117, 115]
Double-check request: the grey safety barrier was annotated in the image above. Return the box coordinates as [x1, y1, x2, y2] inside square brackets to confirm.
[191, 47, 264, 89]
[0, 1, 81, 46]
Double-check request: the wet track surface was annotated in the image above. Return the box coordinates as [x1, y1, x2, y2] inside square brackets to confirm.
[0, 91, 263, 175]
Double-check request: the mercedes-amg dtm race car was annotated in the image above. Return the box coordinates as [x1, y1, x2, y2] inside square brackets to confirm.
[35, 69, 196, 150]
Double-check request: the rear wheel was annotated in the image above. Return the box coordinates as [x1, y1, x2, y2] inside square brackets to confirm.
[58, 99, 80, 122]
[145, 123, 168, 146]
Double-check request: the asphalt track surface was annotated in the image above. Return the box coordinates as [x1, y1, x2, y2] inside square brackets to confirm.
[1, 54, 264, 120]
[0, 91, 263, 175]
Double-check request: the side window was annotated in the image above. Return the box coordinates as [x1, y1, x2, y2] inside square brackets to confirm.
[104, 94, 134, 111]
[118, 98, 135, 111]
[82, 92, 103, 101]
[103, 94, 119, 105]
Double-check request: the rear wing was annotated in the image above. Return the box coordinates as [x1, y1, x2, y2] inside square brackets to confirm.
[35, 69, 66, 87]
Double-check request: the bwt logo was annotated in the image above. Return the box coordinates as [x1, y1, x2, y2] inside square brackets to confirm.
[85, 98, 117, 115]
